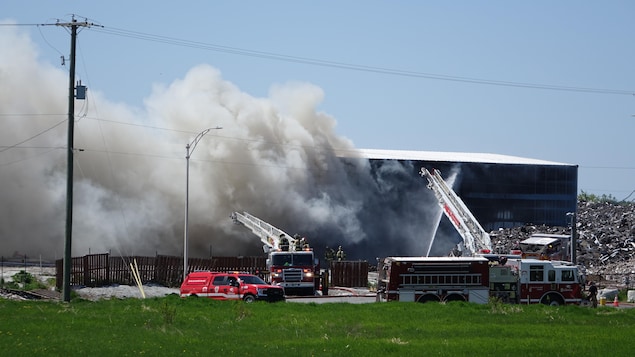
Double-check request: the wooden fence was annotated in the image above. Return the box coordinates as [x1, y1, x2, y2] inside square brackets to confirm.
[55, 254, 267, 288]
[55, 254, 369, 289]
[329, 260, 369, 288]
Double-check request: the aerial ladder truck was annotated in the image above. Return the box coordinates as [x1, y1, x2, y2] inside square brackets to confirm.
[230, 211, 319, 295]
[419, 168, 493, 256]
[374, 168, 585, 306]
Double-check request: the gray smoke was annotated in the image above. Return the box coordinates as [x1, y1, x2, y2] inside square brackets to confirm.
[0, 26, 445, 262]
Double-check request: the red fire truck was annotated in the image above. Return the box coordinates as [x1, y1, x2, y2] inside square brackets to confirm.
[377, 256, 585, 306]
[231, 211, 319, 296]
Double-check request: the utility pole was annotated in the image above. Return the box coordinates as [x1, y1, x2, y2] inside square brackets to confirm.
[56, 17, 95, 302]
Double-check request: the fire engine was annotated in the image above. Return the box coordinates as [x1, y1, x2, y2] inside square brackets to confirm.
[230, 211, 319, 296]
[375, 168, 586, 305]
[376, 256, 585, 305]
[180, 271, 285, 302]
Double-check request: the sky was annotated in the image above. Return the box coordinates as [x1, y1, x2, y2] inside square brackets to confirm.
[1, 1, 634, 261]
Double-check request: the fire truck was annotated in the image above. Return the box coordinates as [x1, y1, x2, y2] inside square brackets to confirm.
[230, 211, 319, 296]
[377, 167, 584, 305]
[376, 256, 585, 305]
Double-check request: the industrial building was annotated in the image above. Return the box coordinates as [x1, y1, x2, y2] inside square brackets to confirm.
[339, 149, 578, 259]
[361, 149, 578, 229]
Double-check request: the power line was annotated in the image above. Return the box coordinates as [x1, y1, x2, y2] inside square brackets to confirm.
[0, 119, 66, 153]
[89, 26, 635, 96]
[3, 21, 634, 95]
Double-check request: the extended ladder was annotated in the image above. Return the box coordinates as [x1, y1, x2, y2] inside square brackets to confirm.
[230, 211, 297, 252]
[419, 168, 492, 256]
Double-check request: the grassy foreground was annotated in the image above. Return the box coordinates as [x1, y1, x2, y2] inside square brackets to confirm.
[0, 296, 634, 356]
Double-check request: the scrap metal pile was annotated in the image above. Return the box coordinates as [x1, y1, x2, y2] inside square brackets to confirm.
[491, 201, 635, 282]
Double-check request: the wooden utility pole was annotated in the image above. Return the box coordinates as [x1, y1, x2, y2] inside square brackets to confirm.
[55, 17, 94, 302]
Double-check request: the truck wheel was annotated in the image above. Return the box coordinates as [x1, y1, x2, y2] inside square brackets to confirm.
[444, 294, 466, 303]
[541, 294, 563, 306]
[417, 294, 441, 303]
[243, 294, 256, 303]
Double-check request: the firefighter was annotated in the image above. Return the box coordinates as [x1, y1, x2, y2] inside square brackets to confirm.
[324, 246, 335, 262]
[336, 246, 346, 261]
[588, 281, 598, 308]
[293, 234, 302, 251]
[279, 234, 290, 251]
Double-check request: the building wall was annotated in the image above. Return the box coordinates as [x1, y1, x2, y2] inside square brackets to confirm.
[363, 159, 577, 257]
[447, 162, 578, 230]
[310, 156, 577, 262]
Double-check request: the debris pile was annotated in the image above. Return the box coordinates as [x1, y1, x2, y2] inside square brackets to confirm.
[492, 201, 634, 283]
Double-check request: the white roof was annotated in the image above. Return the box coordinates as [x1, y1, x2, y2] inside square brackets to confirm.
[520, 237, 560, 246]
[350, 148, 573, 166]
[384, 256, 489, 263]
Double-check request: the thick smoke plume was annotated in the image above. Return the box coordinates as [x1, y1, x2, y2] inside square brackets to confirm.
[0, 26, 448, 263]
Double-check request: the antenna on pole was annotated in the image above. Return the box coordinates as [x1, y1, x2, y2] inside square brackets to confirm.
[55, 15, 95, 302]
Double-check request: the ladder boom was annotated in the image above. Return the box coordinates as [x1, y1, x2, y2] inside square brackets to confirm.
[420, 168, 492, 255]
[230, 211, 297, 252]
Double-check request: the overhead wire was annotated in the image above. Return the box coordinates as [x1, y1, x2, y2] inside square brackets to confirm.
[73, 35, 138, 263]
[0, 119, 66, 153]
[4, 21, 634, 197]
[4, 21, 634, 96]
[90, 25, 635, 96]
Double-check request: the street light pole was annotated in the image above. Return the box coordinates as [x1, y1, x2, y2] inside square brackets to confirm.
[184, 127, 221, 281]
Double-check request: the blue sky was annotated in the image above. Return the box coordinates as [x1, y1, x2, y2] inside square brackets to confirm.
[2, 1, 634, 200]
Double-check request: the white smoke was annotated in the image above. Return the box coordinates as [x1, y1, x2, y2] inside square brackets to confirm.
[0, 25, 440, 262]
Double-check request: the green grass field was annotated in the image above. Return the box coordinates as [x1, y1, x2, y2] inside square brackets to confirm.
[1, 296, 633, 356]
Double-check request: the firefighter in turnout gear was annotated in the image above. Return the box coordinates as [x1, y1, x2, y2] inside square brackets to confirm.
[336, 246, 346, 261]
[324, 246, 335, 263]
[294, 234, 303, 251]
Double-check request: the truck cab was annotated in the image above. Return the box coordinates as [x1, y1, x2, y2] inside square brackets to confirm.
[499, 259, 583, 305]
[268, 250, 318, 296]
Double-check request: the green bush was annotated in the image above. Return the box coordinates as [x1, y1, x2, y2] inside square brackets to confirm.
[4, 271, 47, 291]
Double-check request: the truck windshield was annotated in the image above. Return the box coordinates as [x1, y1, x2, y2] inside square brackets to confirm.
[272, 253, 314, 266]
[238, 275, 267, 285]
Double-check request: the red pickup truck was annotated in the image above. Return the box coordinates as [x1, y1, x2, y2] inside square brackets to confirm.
[180, 271, 285, 303]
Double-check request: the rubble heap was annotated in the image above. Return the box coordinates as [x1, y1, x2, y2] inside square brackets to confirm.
[491, 201, 635, 282]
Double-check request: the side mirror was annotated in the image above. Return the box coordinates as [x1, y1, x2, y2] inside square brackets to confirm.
[229, 280, 240, 287]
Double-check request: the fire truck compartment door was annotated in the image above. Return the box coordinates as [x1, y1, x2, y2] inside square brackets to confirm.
[468, 289, 489, 304]
[399, 289, 415, 302]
